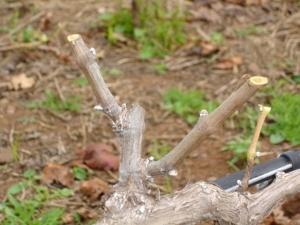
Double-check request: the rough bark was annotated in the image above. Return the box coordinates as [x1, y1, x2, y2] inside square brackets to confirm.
[67, 34, 300, 225]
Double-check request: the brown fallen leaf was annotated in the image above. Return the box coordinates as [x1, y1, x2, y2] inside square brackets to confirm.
[41, 162, 74, 187]
[80, 178, 111, 201]
[11, 73, 35, 90]
[77, 143, 120, 170]
[190, 7, 222, 24]
[215, 56, 243, 69]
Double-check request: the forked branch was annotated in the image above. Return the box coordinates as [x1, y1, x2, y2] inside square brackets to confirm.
[147, 76, 268, 177]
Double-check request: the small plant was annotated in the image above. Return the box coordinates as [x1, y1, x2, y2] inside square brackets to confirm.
[285, 61, 295, 67]
[23, 89, 82, 113]
[0, 169, 73, 225]
[150, 63, 167, 74]
[17, 116, 36, 124]
[12, 136, 19, 162]
[0, 8, 19, 33]
[210, 32, 223, 44]
[97, 1, 186, 59]
[264, 93, 300, 145]
[234, 25, 268, 38]
[164, 88, 219, 124]
[99, 8, 134, 44]
[149, 139, 171, 160]
[108, 68, 121, 75]
[222, 135, 261, 171]
[72, 167, 93, 181]
[70, 77, 89, 87]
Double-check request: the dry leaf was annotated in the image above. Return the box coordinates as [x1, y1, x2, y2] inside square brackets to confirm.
[215, 56, 243, 69]
[182, 41, 219, 57]
[41, 162, 74, 187]
[200, 41, 219, 56]
[77, 143, 120, 170]
[11, 73, 35, 90]
[190, 7, 222, 24]
[80, 178, 110, 201]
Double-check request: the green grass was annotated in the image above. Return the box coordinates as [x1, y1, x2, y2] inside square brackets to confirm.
[70, 77, 89, 87]
[0, 169, 73, 225]
[234, 25, 268, 38]
[222, 135, 261, 171]
[164, 88, 219, 124]
[23, 89, 82, 113]
[210, 32, 224, 45]
[149, 63, 167, 74]
[223, 79, 300, 168]
[97, 0, 186, 59]
[72, 167, 94, 181]
[12, 136, 19, 162]
[149, 139, 171, 160]
[263, 93, 300, 145]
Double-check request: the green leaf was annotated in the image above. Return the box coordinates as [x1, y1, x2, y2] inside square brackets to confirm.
[59, 188, 74, 197]
[70, 77, 88, 87]
[23, 169, 36, 180]
[8, 183, 26, 195]
[109, 68, 121, 75]
[134, 28, 145, 38]
[140, 45, 155, 60]
[269, 133, 285, 144]
[72, 167, 87, 180]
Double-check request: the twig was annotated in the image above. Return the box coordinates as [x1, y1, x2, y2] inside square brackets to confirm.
[67, 34, 121, 120]
[0, 42, 41, 52]
[238, 104, 271, 192]
[147, 76, 268, 177]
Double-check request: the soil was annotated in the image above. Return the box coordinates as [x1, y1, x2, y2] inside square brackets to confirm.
[0, 0, 300, 224]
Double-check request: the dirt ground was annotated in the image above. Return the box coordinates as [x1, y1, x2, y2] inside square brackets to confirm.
[0, 0, 300, 224]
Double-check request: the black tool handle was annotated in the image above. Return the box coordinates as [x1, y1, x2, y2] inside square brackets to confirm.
[213, 150, 300, 192]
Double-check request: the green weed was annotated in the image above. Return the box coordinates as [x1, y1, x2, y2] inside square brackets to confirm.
[285, 61, 295, 67]
[23, 89, 82, 113]
[164, 88, 219, 124]
[149, 139, 171, 160]
[12, 136, 19, 162]
[0, 169, 73, 225]
[108, 68, 121, 75]
[263, 93, 300, 145]
[99, 8, 134, 44]
[17, 116, 36, 124]
[97, 1, 186, 59]
[235, 25, 268, 38]
[210, 32, 223, 44]
[70, 77, 89, 87]
[150, 63, 167, 74]
[0, 9, 19, 33]
[222, 135, 261, 171]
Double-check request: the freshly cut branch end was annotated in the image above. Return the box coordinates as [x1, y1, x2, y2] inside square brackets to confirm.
[67, 34, 80, 42]
[248, 76, 268, 87]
